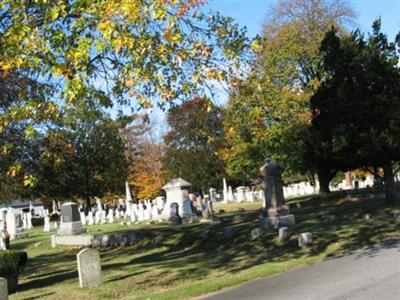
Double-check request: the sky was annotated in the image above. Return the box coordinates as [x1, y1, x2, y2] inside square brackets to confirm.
[145, 0, 400, 130]
[206, 0, 400, 40]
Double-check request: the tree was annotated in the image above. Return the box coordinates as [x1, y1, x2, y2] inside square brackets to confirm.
[122, 116, 164, 200]
[163, 98, 225, 192]
[0, 0, 252, 192]
[310, 21, 400, 203]
[225, 0, 355, 192]
[0, 69, 55, 201]
[36, 100, 128, 207]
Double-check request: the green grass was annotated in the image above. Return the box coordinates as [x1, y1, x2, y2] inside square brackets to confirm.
[10, 191, 400, 300]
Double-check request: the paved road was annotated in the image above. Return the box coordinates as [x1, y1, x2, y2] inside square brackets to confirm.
[200, 240, 400, 300]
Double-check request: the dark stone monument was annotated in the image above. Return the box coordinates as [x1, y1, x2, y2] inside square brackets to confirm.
[57, 202, 87, 236]
[259, 160, 295, 227]
[169, 202, 182, 224]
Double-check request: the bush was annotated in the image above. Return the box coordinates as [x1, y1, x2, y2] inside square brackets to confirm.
[0, 251, 28, 276]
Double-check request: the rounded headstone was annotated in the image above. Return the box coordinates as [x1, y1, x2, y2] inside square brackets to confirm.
[260, 160, 283, 177]
[298, 232, 313, 247]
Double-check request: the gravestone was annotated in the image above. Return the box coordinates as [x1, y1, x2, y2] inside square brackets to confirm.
[88, 211, 94, 226]
[222, 178, 229, 203]
[107, 209, 114, 224]
[298, 232, 313, 247]
[80, 211, 86, 226]
[77, 248, 102, 288]
[0, 277, 8, 300]
[6, 210, 26, 240]
[43, 216, 51, 232]
[182, 199, 193, 218]
[278, 227, 290, 241]
[27, 213, 33, 230]
[259, 160, 295, 227]
[57, 202, 87, 236]
[209, 188, 217, 202]
[151, 205, 160, 222]
[0, 218, 10, 250]
[162, 178, 192, 220]
[236, 186, 247, 202]
[155, 196, 165, 211]
[169, 203, 182, 224]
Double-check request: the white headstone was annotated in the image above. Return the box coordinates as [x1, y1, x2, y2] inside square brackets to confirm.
[156, 196, 165, 211]
[228, 186, 235, 202]
[6, 210, 16, 238]
[43, 216, 51, 232]
[22, 213, 28, 230]
[115, 209, 120, 221]
[107, 209, 114, 224]
[80, 212, 86, 226]
[88, 211, 94, 226]
[151, 205, 159, 221]
[100, 211, 107, 224]
[94, 211, 100, 224]
[77, 248, 102, 288]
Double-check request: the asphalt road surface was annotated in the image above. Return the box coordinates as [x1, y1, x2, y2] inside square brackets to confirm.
[199, 240, 400, 300]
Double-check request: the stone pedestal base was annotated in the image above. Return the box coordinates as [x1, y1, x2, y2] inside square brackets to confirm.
[259, 214, 295, 229]
[57, 221, 87, 236]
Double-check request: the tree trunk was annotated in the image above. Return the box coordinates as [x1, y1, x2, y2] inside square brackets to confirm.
[382, 162, 396, 204]
[86, 196, 91, 210]
[318, 168, 335, 195]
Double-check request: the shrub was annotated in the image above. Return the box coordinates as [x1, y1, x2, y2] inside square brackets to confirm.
[0, 251, 28, 276]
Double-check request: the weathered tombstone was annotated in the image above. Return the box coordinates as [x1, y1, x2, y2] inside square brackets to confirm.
[161, 178, 192, 220]
[0, 277, 8, 300]
[6, 210, 26, 240]
[129, 207, 137, 223]
[151, 205, 159, 222]
[115, 209, 121, 221]
[245, 187, 255, 202]
[27, 213, 33, 230]
[222, 178, 229, 203]
[22, 213, 28, 230]
[137, 203, 145, 222]
[181, 199, 193, 218]
[57, 202, 87, 236]
[169, 203, 182, 224]
[43, 215, 51, 232]
[298, 232, 313, 247]
[155, 196, 165, 211]
[209, 188, 217, 202]
[259, 161, 295, 228]
[236, 186, 247, 202]
[228, 186, 235, 202]
[88, 211, 94, 226]
[143, 206, 151, 221]
[80, 211, 86, 226]
[100, 211, 107, 224]
[0, 217, 10, 250]
[94, 210, 100, 224]
[77, 248, 102, 288]
[278, 227, 290, 241]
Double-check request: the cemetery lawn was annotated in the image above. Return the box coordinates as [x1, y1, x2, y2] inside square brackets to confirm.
[10, 191, 400, 300]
